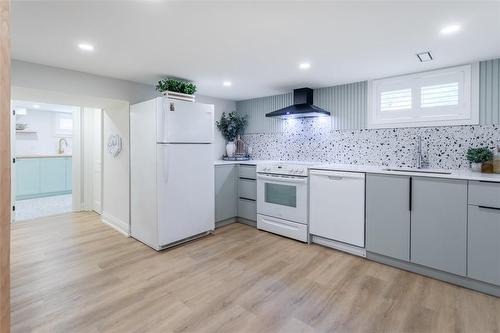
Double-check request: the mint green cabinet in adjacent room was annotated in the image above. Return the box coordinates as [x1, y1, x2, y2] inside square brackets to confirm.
[40, 158, 67, 193]
[16, 158, 41, 198]
[65, 158, 72, 191]
[16, 157, 72, 200]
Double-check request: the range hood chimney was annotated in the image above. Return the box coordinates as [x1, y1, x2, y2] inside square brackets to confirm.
[265, 88, 330, 118]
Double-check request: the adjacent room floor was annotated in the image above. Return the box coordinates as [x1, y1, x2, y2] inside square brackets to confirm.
[14, 194, 72, 221]
[11, 213, 500, 333]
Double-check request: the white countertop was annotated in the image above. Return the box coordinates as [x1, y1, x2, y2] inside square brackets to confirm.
[17, 154, 72, 159]
[214, 160, 500, 183]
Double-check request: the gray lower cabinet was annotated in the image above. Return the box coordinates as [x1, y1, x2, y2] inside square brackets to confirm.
[215, 164, 257, 223]
[214, 165, 237, 222]
[366, 174, 411, 261]
[237, 165, 257, 221]
[411, 177, 467, 276]
[468, 188, 500, 286]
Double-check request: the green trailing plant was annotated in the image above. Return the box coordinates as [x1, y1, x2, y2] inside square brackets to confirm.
[216, 112, 248, 142]
[155, 78, 197, 95]
[466, 147, 493, 164]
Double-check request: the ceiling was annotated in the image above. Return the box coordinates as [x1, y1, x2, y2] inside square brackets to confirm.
[11, 1, 500, 101]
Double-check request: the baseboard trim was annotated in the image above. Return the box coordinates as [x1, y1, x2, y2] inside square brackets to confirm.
[215, 217, 237, 229]
[101, 212, 130, 237]
[215, 216, 257, 229]
[311, 235, 366, 257]
[367, 252, 500, 297]
[236, 217, 257, 227]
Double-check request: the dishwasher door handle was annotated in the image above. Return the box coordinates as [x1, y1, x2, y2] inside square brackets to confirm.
[310, 170, 365, 179]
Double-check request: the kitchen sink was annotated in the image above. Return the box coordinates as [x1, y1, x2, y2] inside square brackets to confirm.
[383, 168, 452, 175]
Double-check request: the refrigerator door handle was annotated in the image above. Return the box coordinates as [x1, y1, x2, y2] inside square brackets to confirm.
[163, 146, 169, 184]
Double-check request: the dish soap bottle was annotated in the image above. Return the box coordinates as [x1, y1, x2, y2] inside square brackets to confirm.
[494, 145, 500, 174]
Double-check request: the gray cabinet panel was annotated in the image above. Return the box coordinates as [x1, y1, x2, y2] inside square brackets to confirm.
[366, 174, 411, 261]
[468, 205, 500, 286]
[238, 198, 257, 221]
[411, 177, 467, 276]
[215, 165, 237, 222]
[238, 165, 257, 180]
[238, 178, 256, 200]
[469, 181, 500, 209]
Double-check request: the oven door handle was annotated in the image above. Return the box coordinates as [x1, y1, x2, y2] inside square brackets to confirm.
[257, 174, 308, 184]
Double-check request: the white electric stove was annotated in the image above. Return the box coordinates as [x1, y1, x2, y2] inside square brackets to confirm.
[256, 162, 311, 242]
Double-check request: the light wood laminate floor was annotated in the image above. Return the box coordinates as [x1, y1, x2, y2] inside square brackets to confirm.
[11, 212, 500, 333]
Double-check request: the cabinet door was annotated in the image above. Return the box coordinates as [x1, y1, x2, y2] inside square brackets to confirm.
[16, 158, 41, 198]
[366, 174, 411, 261]
[468, 205, 500, 286]
[40, 158, 67, 194]
[411, 177, 467, 276]
[214, 165, 237, 222]
[65, 158, 72, 191]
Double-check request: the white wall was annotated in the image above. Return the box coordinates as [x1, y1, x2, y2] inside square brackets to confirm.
[196, 95, 236, 159]
[16, 110, 73, 155]
[12, 60, 156, 104]
[102, 104, 130, 233]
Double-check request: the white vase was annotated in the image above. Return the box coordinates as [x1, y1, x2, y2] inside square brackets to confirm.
[470, 162, 482, 172]
[226, 141, 236, 157]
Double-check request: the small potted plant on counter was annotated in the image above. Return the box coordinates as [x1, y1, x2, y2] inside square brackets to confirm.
[155, 78, 197, 102]
[466, 147, 494, 173]
[216, 112, 248, 158]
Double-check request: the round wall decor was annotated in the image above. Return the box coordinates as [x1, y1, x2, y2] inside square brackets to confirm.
[107, 134, 123, 157]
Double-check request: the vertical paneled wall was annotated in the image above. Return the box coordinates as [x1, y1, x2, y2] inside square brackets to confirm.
[236, 92, 293, 133]
[237, 59, 499, 133]
[314, 81, 367, 130]
[479, 58, 500, 124]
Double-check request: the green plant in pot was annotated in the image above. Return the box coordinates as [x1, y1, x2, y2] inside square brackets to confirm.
[155, 78, 197, 95]
[216, 112, 248, 157]
[466, 147, 493, 173]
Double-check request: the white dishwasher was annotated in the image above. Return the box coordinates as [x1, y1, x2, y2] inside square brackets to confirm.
[309, 170, 365, 255]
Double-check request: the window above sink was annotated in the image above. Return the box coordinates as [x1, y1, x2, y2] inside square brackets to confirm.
[368, 64, 479, 129]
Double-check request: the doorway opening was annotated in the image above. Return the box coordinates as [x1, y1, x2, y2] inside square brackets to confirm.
[11, 100, 103, 222]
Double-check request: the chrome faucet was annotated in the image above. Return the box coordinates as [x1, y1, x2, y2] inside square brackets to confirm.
[58, 138, 68, 154]
[416, 135, 428, 169]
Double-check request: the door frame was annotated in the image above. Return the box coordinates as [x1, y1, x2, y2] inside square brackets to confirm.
[0, 1, 11, 331]
[82, 107, 103, 213]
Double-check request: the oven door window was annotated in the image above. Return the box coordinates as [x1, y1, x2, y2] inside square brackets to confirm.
[265, 183, 297, 208]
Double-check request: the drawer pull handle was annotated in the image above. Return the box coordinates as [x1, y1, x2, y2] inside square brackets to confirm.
[478, 205, 500, 211]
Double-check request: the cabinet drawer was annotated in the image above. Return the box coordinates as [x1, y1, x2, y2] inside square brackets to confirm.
[238, 198, 256, 221]
[469, 181, 500, 209]
[239, 165, 256, 180]
[238, 179, 256, 200]
[468, 205, 500, 286]
[257, 214, 308, 242]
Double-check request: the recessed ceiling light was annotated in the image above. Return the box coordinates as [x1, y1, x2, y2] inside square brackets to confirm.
[440, 24, 461, 35]
[223, 81, 232, 87]
[78, 43, 95, 51]
[299, 62, 311, 70]
[32, 104, 40, 109]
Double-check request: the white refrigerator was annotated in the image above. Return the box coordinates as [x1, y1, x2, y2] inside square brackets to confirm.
[130, 97, 215, 250]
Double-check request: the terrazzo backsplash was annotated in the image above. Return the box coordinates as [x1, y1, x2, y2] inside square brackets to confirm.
[243, 119, 500, 169]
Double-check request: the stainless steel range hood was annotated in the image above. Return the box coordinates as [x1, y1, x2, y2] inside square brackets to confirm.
[265, 88, 330, 118]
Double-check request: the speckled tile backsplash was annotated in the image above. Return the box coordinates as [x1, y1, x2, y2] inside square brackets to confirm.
[243, 118, 500, 169]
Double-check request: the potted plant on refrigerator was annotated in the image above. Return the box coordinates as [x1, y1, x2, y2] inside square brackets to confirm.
[155, 78, 197, 102]
[466, 147, 494, 173]
[216, 112, 248, 158]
